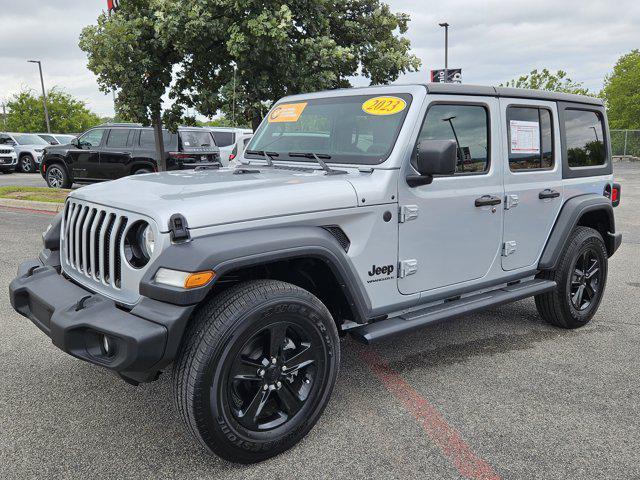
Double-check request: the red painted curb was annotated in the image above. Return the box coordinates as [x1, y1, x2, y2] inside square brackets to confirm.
[358, 347, 501, 480]
[0, 205, 57, 216]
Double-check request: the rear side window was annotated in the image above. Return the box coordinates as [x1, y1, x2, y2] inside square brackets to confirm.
[106, 129, 131, 148]
[507, 107, 553, 171]
[211, 132, 235, 147]
[139, 130, 176, 148]
[564, 110, 606, 167]
[417, 104, 489, 174]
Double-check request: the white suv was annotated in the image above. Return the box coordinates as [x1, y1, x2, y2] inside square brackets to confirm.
[0, 132, 49, 173]
[0, 145, 18, 173]
[206, 127, 253, 165]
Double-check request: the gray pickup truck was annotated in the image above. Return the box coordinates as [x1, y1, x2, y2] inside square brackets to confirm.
[10, 83, 621, 463]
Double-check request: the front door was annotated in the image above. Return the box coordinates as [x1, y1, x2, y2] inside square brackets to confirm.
[70, 128, 106, 180]
[398, 96, 504, 295]
[500, 99, 563, 271]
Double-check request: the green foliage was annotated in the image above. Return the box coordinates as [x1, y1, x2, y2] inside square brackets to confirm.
[5, 88, 101, 133]
[198, 115, 250, 128]
[501, 68, 590, 95]
[602, 50, 640, 130]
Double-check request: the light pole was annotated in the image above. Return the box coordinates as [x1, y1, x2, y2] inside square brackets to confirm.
[438, 22, 449, 83]
[443, 115, 463, 172]
[27, 60, 51, 133]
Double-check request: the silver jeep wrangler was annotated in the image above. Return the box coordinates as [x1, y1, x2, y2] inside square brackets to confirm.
[10, 83, 622, 463]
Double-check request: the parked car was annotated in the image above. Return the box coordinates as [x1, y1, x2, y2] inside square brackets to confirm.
[0, 132, 49, 173]
[206, 127, 252, 165]
[36, 133, 77, 145]
[0, 144, 18, 173]
[10, 84, 621, 463]
[41, 123, 221, 188]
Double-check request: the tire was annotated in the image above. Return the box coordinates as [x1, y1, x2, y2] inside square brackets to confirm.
[535, 226, 608, 329]
[173, 280, 340, 463]
[19, 154, 35, 173]
[46, 164, 72, 189]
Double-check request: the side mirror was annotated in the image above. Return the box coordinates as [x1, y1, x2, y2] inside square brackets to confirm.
[71, 137, 80, 148]
[407, 140, 458, 187]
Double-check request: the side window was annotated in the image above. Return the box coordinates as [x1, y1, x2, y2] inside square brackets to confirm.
[105, 129, 131, 148]
[78, 129, 106, 147]
[564, 110, 606, 167]
[507, 107, 554, 171]
[417, 104, 489, 174]
[139, 129, 175, 148]
[211, 132, 235, 147]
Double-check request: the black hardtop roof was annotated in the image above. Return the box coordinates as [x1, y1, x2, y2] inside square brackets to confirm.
[420, 83, 603, 106]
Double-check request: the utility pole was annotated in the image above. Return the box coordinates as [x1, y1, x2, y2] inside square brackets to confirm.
[438, 22, 450, 83]
[28, 60, 51, 133]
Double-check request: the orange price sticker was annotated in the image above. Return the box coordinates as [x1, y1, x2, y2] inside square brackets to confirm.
[267, 102, 308, 123]
[362, 96, 407, 116]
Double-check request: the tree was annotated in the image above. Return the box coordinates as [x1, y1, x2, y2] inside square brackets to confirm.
[5, 88, 102, 133]
[160, 0, 421, 129]
[501, 68, 590, 95]
[602, 50, 640, 130]
[79, 1, 190, 170]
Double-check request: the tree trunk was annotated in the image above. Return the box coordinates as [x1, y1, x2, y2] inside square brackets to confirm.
[251, 112, 262, 132]
[152, 112, 167, 172]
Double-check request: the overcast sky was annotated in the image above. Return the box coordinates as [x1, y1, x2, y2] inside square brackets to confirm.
[1, 0, 638, 118]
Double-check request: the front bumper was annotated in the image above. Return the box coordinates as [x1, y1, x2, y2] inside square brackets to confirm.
[9, 257, 194, 384]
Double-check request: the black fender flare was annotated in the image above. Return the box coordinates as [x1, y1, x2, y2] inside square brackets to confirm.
[538, 194, 619, 270]
[139, 226, 372, 322]
[42, 154, 73, 180]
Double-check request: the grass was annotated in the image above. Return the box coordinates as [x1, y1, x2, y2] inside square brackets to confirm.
[0, 186, 71, 203]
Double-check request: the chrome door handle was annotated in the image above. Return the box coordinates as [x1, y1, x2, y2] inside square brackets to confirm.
[539, 189, 560, 199]
[475, 195, 502, 207]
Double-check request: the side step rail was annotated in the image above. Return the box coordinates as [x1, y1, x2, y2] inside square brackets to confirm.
[350, 278, 556, 344]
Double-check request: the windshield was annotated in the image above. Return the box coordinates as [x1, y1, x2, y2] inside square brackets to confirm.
[246, 93, 412, 165]
[14, 134, 49, 146]
[180, 131, 216, 148]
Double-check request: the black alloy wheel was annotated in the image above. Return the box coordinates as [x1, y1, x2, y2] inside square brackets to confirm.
[570, 248, 601, 311]
[227, 321, 321, 431]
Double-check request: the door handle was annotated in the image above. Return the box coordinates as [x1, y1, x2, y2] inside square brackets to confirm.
[539, 189, 560, 199]
[475, 195, 502, 207]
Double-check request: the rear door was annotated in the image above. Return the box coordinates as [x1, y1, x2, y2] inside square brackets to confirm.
[398, 96, 504, 294]
[99, 128, 134, 179]
[500, 99, 563, 270]
[71, 128, 106, 179]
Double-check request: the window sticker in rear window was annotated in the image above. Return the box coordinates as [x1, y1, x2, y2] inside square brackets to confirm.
[361, 96, 407, 116]
[267, 102, 308, 123]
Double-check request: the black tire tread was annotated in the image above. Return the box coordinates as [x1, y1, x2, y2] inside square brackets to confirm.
[172, 279, 338, 461]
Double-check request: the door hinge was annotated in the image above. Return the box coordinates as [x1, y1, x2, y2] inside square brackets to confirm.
[505, 194, 519, 210]
[399, 205, 419, 223]
[502, 241, 517, 257]
[398, 259, 418, 278]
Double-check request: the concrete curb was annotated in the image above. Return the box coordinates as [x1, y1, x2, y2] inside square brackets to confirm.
[0, 198, 64, 213]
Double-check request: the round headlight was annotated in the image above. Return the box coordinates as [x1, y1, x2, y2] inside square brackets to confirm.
[124, 221, 154, 268]
[141, 225, 155, 258]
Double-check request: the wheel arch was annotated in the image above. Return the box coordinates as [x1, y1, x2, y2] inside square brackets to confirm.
[139, 226, 372, 325]
[42, 155, 72, 178]
[539, 194, 618, 270]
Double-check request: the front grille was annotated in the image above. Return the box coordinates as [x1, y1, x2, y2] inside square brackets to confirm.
[62, 200, 128, 289]
[0, 149, 13, 154]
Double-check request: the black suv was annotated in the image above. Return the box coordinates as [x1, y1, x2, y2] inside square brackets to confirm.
[41, 124, 220, 188]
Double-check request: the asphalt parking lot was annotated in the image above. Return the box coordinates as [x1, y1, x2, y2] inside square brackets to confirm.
[1, 162, 639, 479]
[0, 172, 48, 188]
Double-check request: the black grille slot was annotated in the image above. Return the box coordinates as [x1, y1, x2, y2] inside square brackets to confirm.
[113, 218, 128, 288]
[93, 211, 106, 277]
[103, 214, 116, 282]
[322, 226, 350, 252]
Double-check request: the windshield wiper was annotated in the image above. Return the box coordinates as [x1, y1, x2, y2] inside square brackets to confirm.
[245, 149, 279, 167]
[288, 152, 347, 175]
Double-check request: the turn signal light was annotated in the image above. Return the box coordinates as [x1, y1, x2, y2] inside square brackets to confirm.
[185, 271, 215, 289]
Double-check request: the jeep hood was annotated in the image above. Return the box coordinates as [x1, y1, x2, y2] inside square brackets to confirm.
[69, 167, 360, 230]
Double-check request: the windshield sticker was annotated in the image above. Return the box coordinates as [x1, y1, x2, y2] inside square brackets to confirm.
[510, 120, 540, 154]
[362, 96, 407, 116]
[267, 102, 308, 123]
